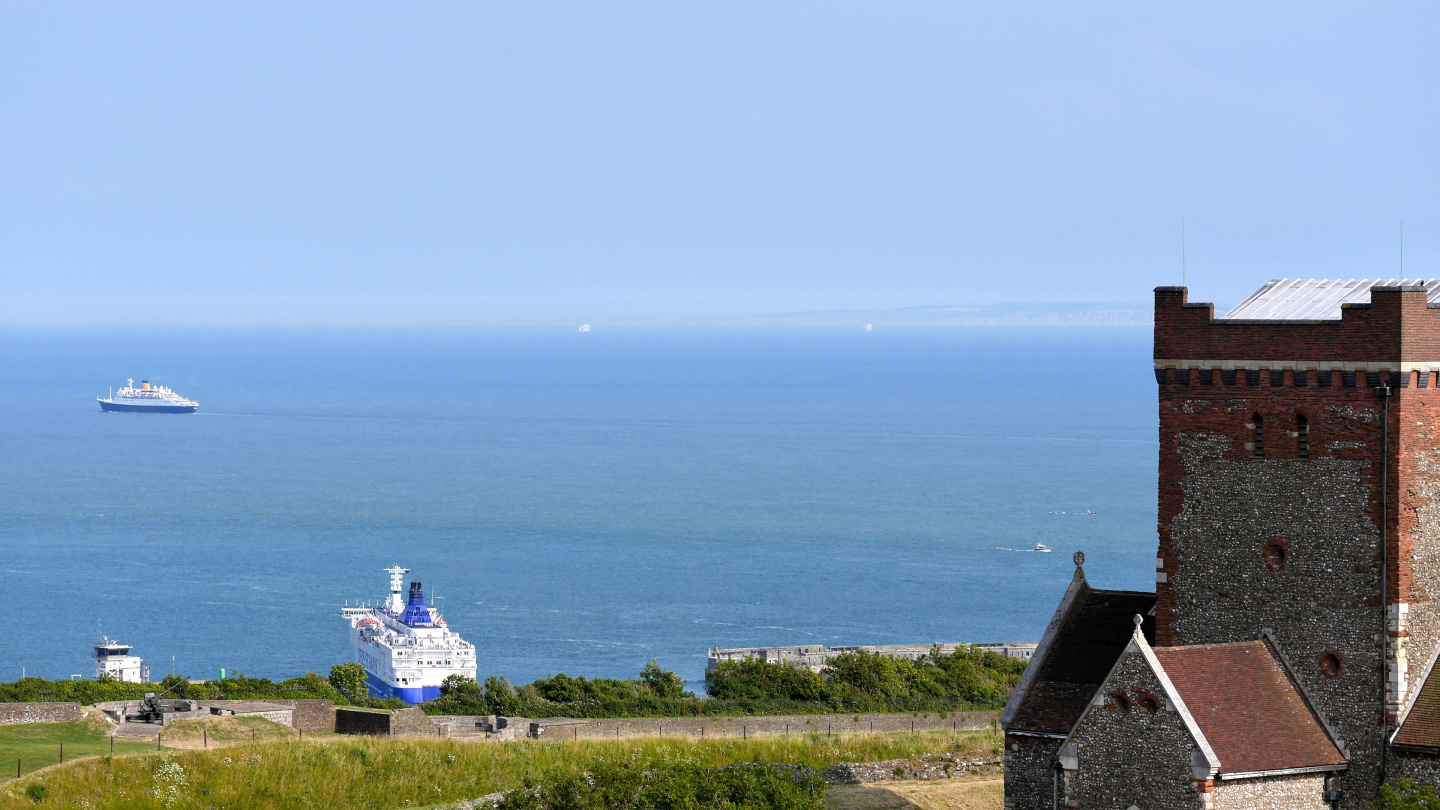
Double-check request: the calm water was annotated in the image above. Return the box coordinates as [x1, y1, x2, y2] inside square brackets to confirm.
[0, 325, 1157, 686]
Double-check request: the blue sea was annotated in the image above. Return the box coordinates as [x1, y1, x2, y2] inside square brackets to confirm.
[0, 325, 1157, 687]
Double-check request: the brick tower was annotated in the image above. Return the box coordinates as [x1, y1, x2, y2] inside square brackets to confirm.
[1154, 280, 1440, 805]
[1003, 279, 1440, 810]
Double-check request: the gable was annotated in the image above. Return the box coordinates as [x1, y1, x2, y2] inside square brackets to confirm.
[1004, 584, 1156, 735]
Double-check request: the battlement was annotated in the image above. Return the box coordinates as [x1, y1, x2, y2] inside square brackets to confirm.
[1155, 283, 1440, 364]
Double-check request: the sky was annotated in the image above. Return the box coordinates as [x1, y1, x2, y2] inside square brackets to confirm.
[2, 2, 1438, 323]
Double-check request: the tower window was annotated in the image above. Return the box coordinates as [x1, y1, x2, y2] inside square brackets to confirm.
[1320, 652, 1342, 679]
[1264, 540, 1288, 572]
[1252, 414, 1265, 458]
[1297, 414, 1309, 459]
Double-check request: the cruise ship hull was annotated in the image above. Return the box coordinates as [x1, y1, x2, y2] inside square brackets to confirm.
[365, 672, 441, 704]
[99, 400, 198, 414]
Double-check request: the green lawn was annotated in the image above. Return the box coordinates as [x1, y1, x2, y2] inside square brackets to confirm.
[0, 717, 153, 780]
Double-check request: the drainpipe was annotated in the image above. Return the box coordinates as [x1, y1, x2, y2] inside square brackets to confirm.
[1052, 758, 1063, 810]
[1378, 381, 1391, 781]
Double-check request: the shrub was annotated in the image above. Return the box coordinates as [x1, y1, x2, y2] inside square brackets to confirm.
[1378, 779, 1440, 810]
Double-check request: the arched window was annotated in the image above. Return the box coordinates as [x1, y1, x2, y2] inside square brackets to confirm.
[1297, 414, 1309, 459]
[1252, 414, 1265, 458]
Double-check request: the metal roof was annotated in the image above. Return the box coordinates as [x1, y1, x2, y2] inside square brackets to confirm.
[1221, 279, 1440, 321]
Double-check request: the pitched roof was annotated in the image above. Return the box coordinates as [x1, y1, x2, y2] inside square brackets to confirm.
[1005, 586, 1156, 735]
[1394, 659, 1440, 750]
[1153, 641, 1345, 776]
[1222, 278, 1440, 321]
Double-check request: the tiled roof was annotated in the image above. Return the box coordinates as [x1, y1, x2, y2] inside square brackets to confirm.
[1153, 641, 1344, 775]
[1007, 588, 1155, 734]
[1222, 278, 1440, 321]
[1394, 662, 1440, 749]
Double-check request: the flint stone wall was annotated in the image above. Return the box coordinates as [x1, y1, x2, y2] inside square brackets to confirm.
[1003, 734, 1062, 810]
[1064, 649, 1204, 810]
[1211, 774, 1329, 810]
[0, 702, 80, 726]
[1387, 749, 1440, 787]
[1159, 388, 1385, 809]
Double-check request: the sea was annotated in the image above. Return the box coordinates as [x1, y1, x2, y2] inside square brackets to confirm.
[0, 324, 1157, 687]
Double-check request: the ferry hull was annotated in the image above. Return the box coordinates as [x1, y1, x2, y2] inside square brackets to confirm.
[366, 672, 441, 704]
[99, 400, 198, 414]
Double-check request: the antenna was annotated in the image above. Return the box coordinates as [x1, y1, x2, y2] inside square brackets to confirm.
[1401, 219, 1405, 276]
[1182, 220, 1187, 287]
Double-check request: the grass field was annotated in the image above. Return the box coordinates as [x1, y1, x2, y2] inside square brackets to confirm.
[0, 729, 1000, 809]
[0, 714, 154, 781]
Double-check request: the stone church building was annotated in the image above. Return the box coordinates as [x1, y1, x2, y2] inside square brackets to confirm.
[1003, 280, 1440, 809]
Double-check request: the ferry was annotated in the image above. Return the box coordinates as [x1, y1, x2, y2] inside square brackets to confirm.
[341, 567, 476, 704]
[98, 379, 198, 413]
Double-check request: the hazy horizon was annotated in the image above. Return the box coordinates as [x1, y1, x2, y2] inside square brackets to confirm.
[4, 3, 1438, 323]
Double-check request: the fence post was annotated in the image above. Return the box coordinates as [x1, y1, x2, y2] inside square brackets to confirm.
[828, 723, 831, 738]
[157, 731, 162, 750]
[59, 743, 63, 764]
[16, 759, 19, 779]
[203, 729, 207, 749]
[743, 725, 747, 740]
[110, 736, 114, 755]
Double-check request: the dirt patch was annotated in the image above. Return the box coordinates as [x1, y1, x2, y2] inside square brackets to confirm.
[825, 778, 1002, 810]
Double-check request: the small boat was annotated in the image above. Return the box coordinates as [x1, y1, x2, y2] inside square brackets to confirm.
[1033, 543, 1053, 553]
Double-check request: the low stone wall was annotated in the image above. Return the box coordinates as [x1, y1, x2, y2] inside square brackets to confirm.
[523, 710, 998, 741]
[0, 702, 80, 726]
[824, 751, 1001, 784]
[336, 706, 448, 738]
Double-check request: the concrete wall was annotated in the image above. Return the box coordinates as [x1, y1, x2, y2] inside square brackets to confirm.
[252, 700, 334, 733]
[522, 710, 997, 741]
[1211, 774, 1330, 810]
[335, 707, 391, 736]
[0, 702, 80, 726]
[335, 706, 446, 738]
[1002, 734, 1061, 810]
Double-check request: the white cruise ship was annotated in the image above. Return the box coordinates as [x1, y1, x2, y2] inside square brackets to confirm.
[341, 567, 476, 704]
[98, 379, 199, 413]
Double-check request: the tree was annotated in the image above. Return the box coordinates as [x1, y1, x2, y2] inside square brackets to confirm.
[639, 660, 689, 699]
[483, 675, 520, 715]
[329, 662, 368, 702]
[441, 674, 481, 698]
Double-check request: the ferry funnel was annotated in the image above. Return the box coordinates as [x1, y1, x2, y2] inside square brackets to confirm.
[401, 582, 433, 626]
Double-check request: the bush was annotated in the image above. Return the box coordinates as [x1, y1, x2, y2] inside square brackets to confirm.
[496, 762, 825, 810]
[1378, 779, 1440, 810]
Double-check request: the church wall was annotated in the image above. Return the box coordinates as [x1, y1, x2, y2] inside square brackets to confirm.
[1387, 748, 1440, 787]
[1064, 649, 1204, 810]
[1003, 734, 1063, 810]
[1157, 381, 1383, 809]
[1210, 774, 1329, 810]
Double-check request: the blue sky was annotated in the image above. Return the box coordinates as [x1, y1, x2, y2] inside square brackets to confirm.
[2, 3, 1437, 322]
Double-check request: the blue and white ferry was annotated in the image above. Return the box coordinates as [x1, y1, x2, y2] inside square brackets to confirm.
[341, 567, 477, 703]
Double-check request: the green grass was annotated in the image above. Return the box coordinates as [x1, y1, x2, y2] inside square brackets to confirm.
[0, 718, 153, 781]
[154, 716, 296, 744]
[0, 729, 1001, 810]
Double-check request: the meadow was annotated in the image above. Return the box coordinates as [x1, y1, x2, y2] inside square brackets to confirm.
[0, 729, 1000, 809]
[0, 716, 153, 780]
